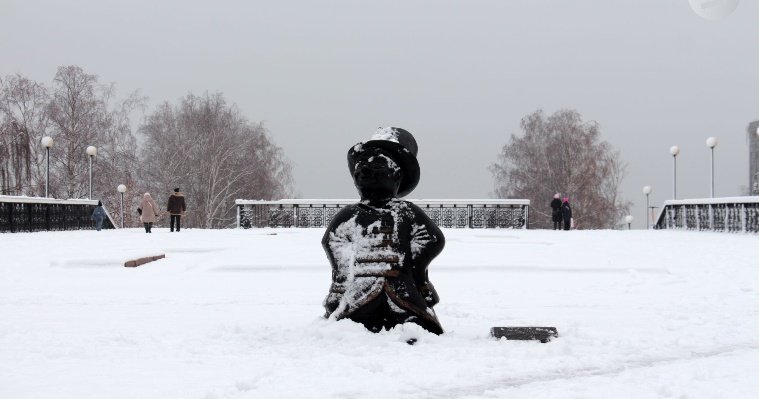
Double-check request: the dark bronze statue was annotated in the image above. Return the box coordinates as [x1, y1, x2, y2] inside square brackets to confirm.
[322, 127, 445, 335]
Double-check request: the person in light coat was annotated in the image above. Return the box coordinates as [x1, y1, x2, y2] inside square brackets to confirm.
[139, 193, 160, 233]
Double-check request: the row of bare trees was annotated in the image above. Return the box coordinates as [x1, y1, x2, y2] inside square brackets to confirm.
[491, 109, 630, 229]
[0, 66, 293, 228]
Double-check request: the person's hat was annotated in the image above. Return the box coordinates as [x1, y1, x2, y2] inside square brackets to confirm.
[563, 197, 569, 202]
[554, 193, 560, 199]
[174, 188, 180, 192]
[347, 127, 420, 197]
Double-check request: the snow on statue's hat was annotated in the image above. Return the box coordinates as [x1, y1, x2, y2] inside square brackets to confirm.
[348, 127, 420, 197]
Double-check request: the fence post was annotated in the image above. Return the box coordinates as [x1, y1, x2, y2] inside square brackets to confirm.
[724, 205, 728, 232]
[741, 204, 746, 233]
[696, 206, 700, 230]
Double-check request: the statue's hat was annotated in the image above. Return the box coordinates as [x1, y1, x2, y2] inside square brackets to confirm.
[347, 127, 420, 197]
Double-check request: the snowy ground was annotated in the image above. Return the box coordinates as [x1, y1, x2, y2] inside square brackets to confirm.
[1, 228, 758, 399]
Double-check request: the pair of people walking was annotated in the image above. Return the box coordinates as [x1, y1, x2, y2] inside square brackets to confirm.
[138, 188, 186, 233]
[550, 193, 572, 230]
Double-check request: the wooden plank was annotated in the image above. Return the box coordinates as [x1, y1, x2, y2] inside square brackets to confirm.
[490, 327, 558, 343]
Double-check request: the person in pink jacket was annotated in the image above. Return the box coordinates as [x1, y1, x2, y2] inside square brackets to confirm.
[139, 193, 160, 233]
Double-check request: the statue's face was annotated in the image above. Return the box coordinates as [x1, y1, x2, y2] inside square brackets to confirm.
[352, 148, 402, 200]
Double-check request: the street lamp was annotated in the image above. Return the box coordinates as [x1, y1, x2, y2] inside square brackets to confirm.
[117, 184, 126, 228]
[86, 146, 97, 199]
[41, 136, 54, 197]
[625, 215, 634, 230]
[706, 137, 718, 198]
[642, 185, 652, 229]
[669, 145, 680, 200]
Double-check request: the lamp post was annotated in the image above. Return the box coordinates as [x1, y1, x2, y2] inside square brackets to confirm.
[86, 146, 97, 199]
[705, 137, 718, 198]
[642, 185, 652, 229]
[117, 184, 126, 228]
[669, 145, 680, 200]
[625, 215, 634, 230]
[41, 136, 54, 197]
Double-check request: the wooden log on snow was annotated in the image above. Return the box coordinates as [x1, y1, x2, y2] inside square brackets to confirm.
[124, 254, 165, 268]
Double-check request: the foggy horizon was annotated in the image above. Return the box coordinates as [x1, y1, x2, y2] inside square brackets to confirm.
[2, 0, 757, 228]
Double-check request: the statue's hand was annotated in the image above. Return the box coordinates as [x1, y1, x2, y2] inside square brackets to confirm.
[419, 281, 439, 307]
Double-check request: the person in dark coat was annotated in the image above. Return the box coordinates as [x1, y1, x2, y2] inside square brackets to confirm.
[91, 200, 106, 231]
[562, 197, 572, 230]
[166, 188, 186, 232]
[550, 193, 562, 230]
[322, 127, 445, 335]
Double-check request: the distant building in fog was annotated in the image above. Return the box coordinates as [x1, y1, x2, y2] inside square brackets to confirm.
[750, 120, 759, 194]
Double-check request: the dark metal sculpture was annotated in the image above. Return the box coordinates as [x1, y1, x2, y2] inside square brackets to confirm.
[322, 127, 445, 335]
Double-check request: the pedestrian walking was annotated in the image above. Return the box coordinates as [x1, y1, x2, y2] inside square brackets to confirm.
[139, 192, 160, 233]
[550, 193, 562, 230]
[91, 200, 106, 231]
[166, 187, 186, 232]
[562, 197, 572, 231]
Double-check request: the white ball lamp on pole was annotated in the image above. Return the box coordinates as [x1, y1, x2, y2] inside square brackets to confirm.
[642, 185, 652, 229]
[705, 137, 718, 198]
[41, 136, 54, 197]
[669, 146, 680, 200]
[625, 215, 634, 230]
[86, 146, 98, 199]
[117, 184, 127, 228]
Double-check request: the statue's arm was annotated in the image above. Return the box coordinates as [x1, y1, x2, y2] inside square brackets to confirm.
[407, 203, 445, 265]
[322, 206, 357, 276]
[407, 203, 445, 305]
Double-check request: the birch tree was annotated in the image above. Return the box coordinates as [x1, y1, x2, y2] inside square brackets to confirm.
[138, 92, 293, 228]
[46, 66, 143, 207]
[491, 109, 630, 229]
[0, 74, 50, 196]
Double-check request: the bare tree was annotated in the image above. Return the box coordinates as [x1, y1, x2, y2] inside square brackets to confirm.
[0, 74, 50, 196]
[139, 92, 293, 228]
[491, 109, 630, 229]
[46, 66, 143, 211]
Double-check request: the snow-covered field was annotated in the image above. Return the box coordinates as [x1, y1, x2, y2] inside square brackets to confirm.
[1, 228, 758, 399]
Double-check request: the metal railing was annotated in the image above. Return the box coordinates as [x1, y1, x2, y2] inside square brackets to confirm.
[0, 195, 116, 233]
[655, 197, 759, 233]
[236, 199, 530, 229]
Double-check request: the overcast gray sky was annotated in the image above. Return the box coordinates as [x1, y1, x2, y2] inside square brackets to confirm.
[2, 0, 757, 228]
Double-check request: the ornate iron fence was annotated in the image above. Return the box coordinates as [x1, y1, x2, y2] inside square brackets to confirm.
[0, 196, 116, 233]
[236, 199, 530, 229]
[655, 197, 759, 233]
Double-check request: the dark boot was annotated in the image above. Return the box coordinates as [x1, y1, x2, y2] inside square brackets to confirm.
[144, 223, 150, 233]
